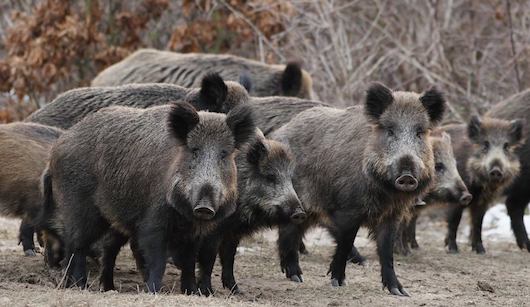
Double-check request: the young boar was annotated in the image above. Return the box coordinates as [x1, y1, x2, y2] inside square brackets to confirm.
[91, 48, 314, 99]
[0, 122, 62, 256]
[485, 91, 529, 252]
[27, 74, 248, 129]
[270, 83, 446, 296]
[45, 102, 255, 294]
[443, 116, 523, 254]
[394, 132, 472, 255]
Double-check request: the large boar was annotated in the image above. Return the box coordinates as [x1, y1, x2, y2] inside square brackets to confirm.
[394, 132, 472, 255]
[0, 122, 62, 256]
[27, 74, 248, 129]
[443, 116, 523, 254]
[44, 101, 255, 293]
[98, 132, 306, 295]
[485, 90, 530, 252]
[269, 83, 446, 296]
[91, 48, 314, 99]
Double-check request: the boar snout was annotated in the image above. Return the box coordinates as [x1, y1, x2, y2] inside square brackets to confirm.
[395, 171, 419, 192]
[488, 166, 504, 182]
[459, 192, 472, 205]
[193, 199, 216, 220]
[290, 206, 307, 224]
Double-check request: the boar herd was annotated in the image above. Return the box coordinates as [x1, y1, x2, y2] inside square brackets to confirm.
[0, 49, 528, 297]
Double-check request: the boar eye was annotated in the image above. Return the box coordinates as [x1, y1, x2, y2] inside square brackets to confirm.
[435, 162, 445, 173]
[220, 150, 229, 159]
[265, 174, 277, 184]
[416, 128, 425, 138]
[503, 142, 509, 151]
[387, 128, 395, 137]
[191, 147, 200, 158]
[483, 141, 490, 151]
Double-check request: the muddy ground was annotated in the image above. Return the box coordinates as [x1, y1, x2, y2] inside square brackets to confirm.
[0, 212, 529, 307]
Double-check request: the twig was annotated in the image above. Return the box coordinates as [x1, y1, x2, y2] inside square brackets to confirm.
[505, 0, 522, 91]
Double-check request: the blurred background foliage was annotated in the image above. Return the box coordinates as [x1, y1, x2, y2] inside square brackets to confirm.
[0, 0, 529, 123]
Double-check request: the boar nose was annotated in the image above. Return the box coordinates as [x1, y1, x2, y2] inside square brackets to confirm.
[395, 172, 418, 192]
[290, 207, 307, 224]
[193, 201, 216, 220]
[459, 192, 473, 205]
[489, 167, 503, 181]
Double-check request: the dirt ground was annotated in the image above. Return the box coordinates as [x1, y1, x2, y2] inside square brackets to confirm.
[0, 213, 529, 307]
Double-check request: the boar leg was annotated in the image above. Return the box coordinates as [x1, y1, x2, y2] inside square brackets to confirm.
[376, 219, 409, 296]
[445, 205, 464, 253]
[130, 236, 148, 281]
[197, 233, 221, 296]
[278, 222, 307, 282]
[328, 215, 358, 287]
[470, 204, 487, 254]
[394, 222, 411, 256]
[137, 226, 167, 293]
[347, 226, 366, 265]
[175, 239, 198, 295]
[100, 230, 129, 291]
[299, 239, 309, 255]
[220, 232, 242, 294]
[505, 194, 530, 252]
[19, 217, 36, 256]
[406, 212, 419, 249]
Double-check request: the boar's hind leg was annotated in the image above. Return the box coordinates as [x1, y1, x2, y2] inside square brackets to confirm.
[445, 205, 464, 253]
[470, 204, 487, 254]
[347, 225, 366, 265]
[197, 233, 221, 296]
[19, 217, 36, 256]
[137, 226, 168, 294]
[376, 219, 409, 296]
[100, 230, 129, 291]
[220, 232, 242, 294]
[406, 212, 419, 249]
[505, 190, 530, 252]
[278, 222, 308, 283]
[328, 216, 359, 287]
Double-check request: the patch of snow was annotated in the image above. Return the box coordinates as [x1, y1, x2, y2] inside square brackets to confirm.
[462, 203, 530, 241]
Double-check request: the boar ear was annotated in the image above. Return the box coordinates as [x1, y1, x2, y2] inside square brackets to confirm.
[281, 62, 302, 96]
[226, 104, 256, 149]
[467, 115, 482, 141]
[365, 82, 393, 122]
[239, 73, 252, 93]
[420, 87, 446, 125]
[198, 73, 228, 112]
[167, 102, 200, 144]
[509, 119, 524, 144]
[246, 138, 268, 166]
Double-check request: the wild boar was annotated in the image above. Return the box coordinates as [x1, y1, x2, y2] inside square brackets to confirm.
[43, 101, 255, 293]
[27, 74, 248, 129]
[0, 122, 62, 256]
[91, 48, 314, 99]
[269, 83, 446, 296]
[443, 116, 523, 254]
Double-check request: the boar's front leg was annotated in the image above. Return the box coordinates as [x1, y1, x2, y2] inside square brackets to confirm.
[470, 204, 487, 254]
[175, 239, 198, 295]
[137, 225, 167, 293]
[445, 205, 464, 253]
[197, 232, 221, 296]
[278, 222, 307, 283]
[19, 217, 36, 256]
[376, 218, 409, 296]
[505, 193, 530, 252]
[328, 213, 358, 287]
[100, 230, 129, 291]
[220, 231, 242, 294]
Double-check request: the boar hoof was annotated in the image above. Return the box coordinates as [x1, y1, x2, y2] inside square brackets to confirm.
[330, 278, 345, 287]
[24, 249, 37, 257]
[224, 283, 242, 295]
[389, 287, 410, 297]
[290, 275, 303, 283]
[410, 241, 420, 249]
[526, 242, 530, 252]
